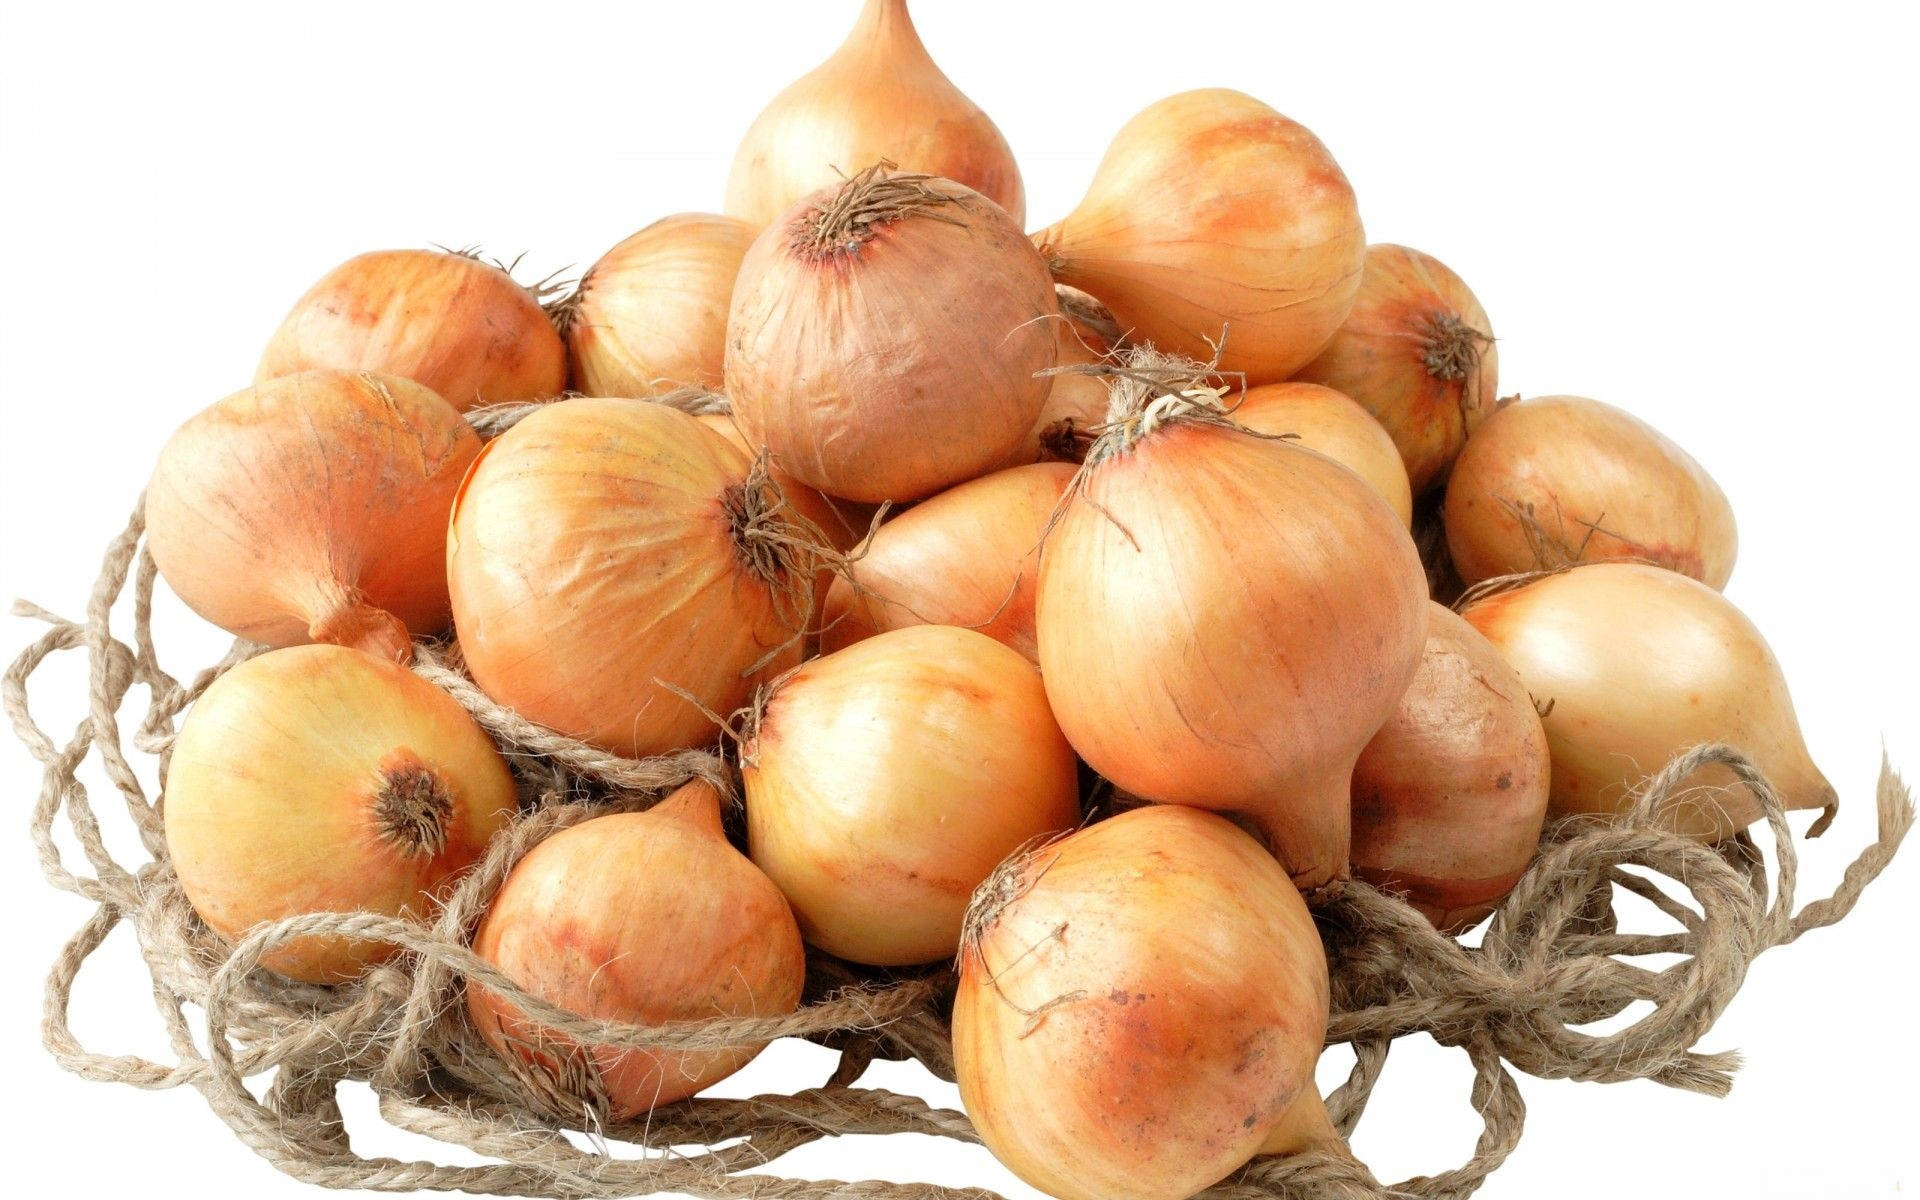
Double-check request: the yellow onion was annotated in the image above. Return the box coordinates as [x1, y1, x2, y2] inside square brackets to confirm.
[1293, 244, 1497, 493]
[820, 462, 1075, 661]
[468, 780, 804, 1117]
[1351, 603, 1549, 931]
[448, 397, 826, 758]
[1034, 89, 1364, 383]
[1229, 381, 1413, 525]
[1445, 395, 1738, 588]
[257, 248, 566, 411]
[1461, 562, 1835, 841]
[146, 369, 479, 664]
[166, 644, 515, 983]
[726, 166, 1058, 502]
[724, 0, 1024, 228]
[1036, 353, 1428, 890]
[562, 214, 756, 396]
[1001, 286, 1122, 465]
[743, 624, 1079, 966]
[954, 804, 1328, 1200]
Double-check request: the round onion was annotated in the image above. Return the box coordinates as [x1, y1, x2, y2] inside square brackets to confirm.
[743, 624, 1079, 966]
[166, 644, 515, 983]
[1228, 381, 1413, 525]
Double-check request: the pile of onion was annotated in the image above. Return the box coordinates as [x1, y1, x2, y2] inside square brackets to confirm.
[166, 644, 515, 983]
[1035, 89, 1364, 383]
[469, 780, 805, 1117]
[726, 164, 1058, 502]
[145, 369, 479, 664]
[257, 248, 566, 411]
[1227, 381, 1413, 525]
[725, 0, 1024, 227]
[742, 624, 1079, 966]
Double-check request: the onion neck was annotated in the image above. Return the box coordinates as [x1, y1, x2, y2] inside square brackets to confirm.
[1257, 1087, 1353, 1160]
[1031, 223, 1070, 277]
[308, 591, 414, 665]
[852, 0, 925, 59]
[652, 780, 728, 839]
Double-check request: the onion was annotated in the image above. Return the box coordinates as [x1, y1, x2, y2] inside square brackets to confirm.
[1001, 287, 1122, 465]
[692, 407, 875, 556]
[257, 248, 566, 411]
[1444, 394, 1738, 588]
[1351, 603, 1549, 931]
[819, 461, 1075, 661]
[165, 644, 515, 983]
[954, 804, 1328, 1200]
[1461, 561, 1836, 841]
[742, 624, 1079, 966]
[1292, 244, 1497, 493]
[561, 214, 755, 397]
[448, 397, 829, 758]
[146, 369, 479, 664]
[468, 780, 804, 1117]
[726, 165, 1058, 502]
[1035, 352, 1429, 890]
[1228, 381, 1413, 525]
[1033, 89, 1364, 384]
[724, 0, 1024, 228]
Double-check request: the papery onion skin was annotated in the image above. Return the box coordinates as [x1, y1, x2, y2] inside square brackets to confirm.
[166, 644, 515, 984]
[724, 0, 1024, 228]
[565, 214, 756, 397]
[743, 624, 1079, 966]
[448, 397, 812, 758]
[1351, 603, 1549, 931]
[257, 249, 566, 412]
[1229, 382, 1414, 525]
[1462, 562, 1836, 841]
[1444, 395, 1738, 589]
[1037, 421, 1428, 890]
[820, 462, 1075, 661]
[146, 369, 479, 664]
[468, 781, 805, 1117]
[1034, 89, 1364, 383]
[954, 804, 1328, 1200]
[1293, 244, 1497, 494]
[726, 169, 1058, 503]
[1001, 289, 1120, 465]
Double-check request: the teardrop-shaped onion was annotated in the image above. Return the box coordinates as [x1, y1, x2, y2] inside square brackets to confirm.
[146, 369, 480, 663]
[1351, 603, 1549, 931]
[468, 781, 805, 1117]
[1229, 381, 1413, 525]
[563, 214, 756, 397]
[1445, 395, 1738, 588]
[1034, 89, 1365, 383]
[167, 644, 515, 983]
[257, 248, 566, 411]
[820, 462, 1074, 661]
[954, 804, 1328, 1200]
[724, 0, 1024, 227]
[1292, 244, 1497, 493]
[448, 397, 820, 757]
[1461, 562, 1835, 841]
[743, 624, 1080, 966]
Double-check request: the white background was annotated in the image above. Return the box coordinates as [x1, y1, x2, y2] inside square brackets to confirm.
[3, 1, 1916, 1196]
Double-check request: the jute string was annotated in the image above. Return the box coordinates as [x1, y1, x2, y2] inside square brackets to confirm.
[8, 498, 1911, 1200]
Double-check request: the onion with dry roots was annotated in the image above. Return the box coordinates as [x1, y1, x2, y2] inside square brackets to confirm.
[1227, 381, 1413, 525]
[257, 248, 566, 411]
[954, 804, 1331, 1200]
[1036, 352, 1428, 890]
[1351, 603, 1550, 931]
[1445, 394, 1738, 588]
[448, 397, 830, 758]
[742, 624, 1080, 966]
[726, 165, 1058, 502]
[165, 644, 515, 984]
[724, 0, 1024, 228]
[820, 461, 1075, 661]
[1034, 89, 1365, 383]
[146, 369, 480, 664]
[1462, 561, 1836, 841]
[562, 214, 756, 396]
[1292, 244, 1497, 493]
[468, 781, 805, 1117]
[691, 407, 875, 557]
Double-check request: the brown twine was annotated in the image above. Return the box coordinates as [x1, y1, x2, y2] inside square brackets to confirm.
[8, 500, 1912, 1200]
